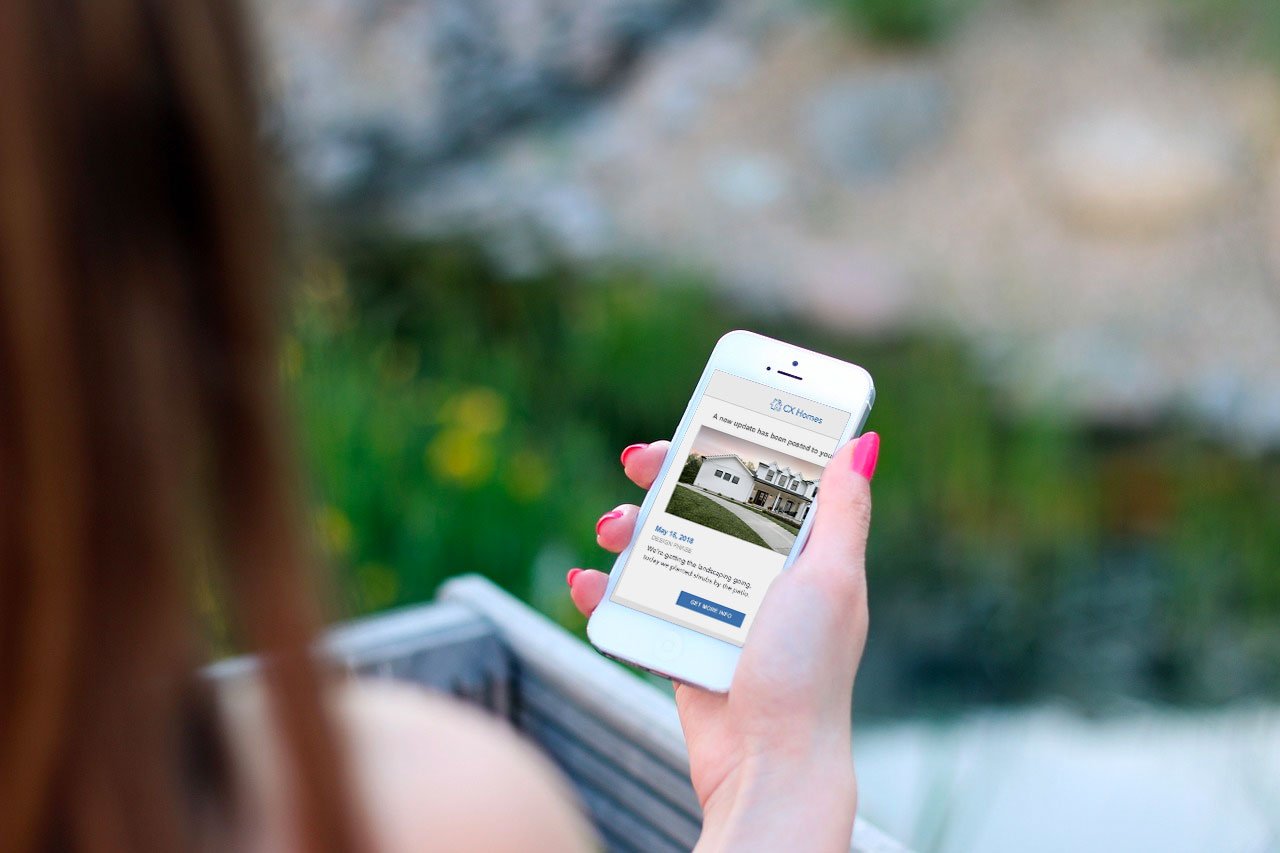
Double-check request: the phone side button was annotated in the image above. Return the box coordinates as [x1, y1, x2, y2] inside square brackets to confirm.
[657, 633, 683, 659]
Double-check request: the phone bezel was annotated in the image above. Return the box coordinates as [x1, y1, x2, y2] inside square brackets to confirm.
[586, 329, 875, 692]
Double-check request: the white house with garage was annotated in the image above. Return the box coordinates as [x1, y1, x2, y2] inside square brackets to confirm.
[750, 461, 817, 523]
[692, 454, 754, 502]
[691, 455, 819, 525]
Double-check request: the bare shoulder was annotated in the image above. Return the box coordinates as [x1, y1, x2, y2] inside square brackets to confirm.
[220, 678, 596, 852]
[336, 680, 595, 851]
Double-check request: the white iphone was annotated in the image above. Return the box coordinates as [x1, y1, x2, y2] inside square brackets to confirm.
[587, 330, 875, 691]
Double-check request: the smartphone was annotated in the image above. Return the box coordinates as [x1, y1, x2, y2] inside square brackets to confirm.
[587, 330, 875, 691]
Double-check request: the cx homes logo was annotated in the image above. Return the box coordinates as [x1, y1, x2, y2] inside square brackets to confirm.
[769, 396, 824, 425]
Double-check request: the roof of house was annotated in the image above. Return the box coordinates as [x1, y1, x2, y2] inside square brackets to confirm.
[751, 464, 816, 503]
[757, 461, 816, 486]
[700, 453, 754, 473]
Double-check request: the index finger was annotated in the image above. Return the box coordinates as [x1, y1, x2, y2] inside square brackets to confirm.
[620, 441, 671, 490]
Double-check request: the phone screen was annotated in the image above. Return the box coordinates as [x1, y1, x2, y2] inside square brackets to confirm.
[610, 370, 853, 646]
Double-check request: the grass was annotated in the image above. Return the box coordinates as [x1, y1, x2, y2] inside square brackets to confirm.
[666, 486, 772, 549]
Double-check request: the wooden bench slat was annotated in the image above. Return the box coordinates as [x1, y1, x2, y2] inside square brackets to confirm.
[519, 711, 703, 847]
[516, 672, 701, 812]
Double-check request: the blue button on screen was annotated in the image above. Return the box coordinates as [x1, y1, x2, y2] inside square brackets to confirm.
[675, 591, 746, 628]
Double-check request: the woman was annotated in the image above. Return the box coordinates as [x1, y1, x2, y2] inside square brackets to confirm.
[0, 1, 879, 850]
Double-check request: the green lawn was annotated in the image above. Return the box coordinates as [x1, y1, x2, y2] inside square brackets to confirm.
[667, 486, 770, 549]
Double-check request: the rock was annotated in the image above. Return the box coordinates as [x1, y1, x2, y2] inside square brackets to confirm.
[640, 30, 757, 135]
[703, 151, 788, 210]
[530, 184, 614, 262]
[1037, 110, 1238, 236]
[254, 0, 709, 196]
[800, 68, 951, 182]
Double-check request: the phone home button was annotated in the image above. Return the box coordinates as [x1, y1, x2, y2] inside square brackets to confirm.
[656, 633, 683, 659]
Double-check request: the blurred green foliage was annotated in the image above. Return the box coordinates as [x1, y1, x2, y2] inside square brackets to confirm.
[1170, 0, 1280, 65]
[828, 0, 1280, 62]
[289, 237, 1280, 716]
[828, 0, 974, 44]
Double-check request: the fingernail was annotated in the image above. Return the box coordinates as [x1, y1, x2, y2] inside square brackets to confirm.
[595, 509, 623, 536]
[620, 443, 648, 467]
[851, 431, 880, 481]
[566, 568, 582, 587]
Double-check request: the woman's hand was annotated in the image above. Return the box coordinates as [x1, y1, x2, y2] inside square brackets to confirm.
[567, 434, 879, 853]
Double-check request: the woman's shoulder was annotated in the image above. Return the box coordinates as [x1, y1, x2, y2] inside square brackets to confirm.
[335, 680, 596, 850]
[219, 677, 595, 852]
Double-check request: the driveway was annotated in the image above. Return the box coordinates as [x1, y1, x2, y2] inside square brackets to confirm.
[683, 485, 798, 553]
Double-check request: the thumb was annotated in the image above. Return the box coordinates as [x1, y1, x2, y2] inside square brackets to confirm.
[798, 431, 879, 573]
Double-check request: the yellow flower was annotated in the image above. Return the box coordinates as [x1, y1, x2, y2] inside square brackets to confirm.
[447, 387, 507, 434]
[316, 504, 354, 557]
[426, 428, 495, 488]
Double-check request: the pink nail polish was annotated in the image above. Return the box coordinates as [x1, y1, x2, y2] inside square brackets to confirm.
[620, 443, 648, 466]
[595, 510, 623, 536]
[851, 432, 880, 481]
[566, 568, 582, 587]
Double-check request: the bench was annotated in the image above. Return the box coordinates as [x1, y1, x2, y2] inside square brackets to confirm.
[210, 575, 908, 852]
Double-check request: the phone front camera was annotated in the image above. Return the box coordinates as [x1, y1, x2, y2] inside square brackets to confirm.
[792, 360, 799, 367]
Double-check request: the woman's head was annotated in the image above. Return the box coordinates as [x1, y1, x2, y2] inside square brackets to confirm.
[0, 2, 356, 849]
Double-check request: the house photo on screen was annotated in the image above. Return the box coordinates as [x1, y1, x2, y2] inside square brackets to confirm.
[667, 425, 822, 555]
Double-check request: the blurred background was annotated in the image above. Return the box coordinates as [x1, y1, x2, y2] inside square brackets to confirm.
[256, 0, 1280, 848]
